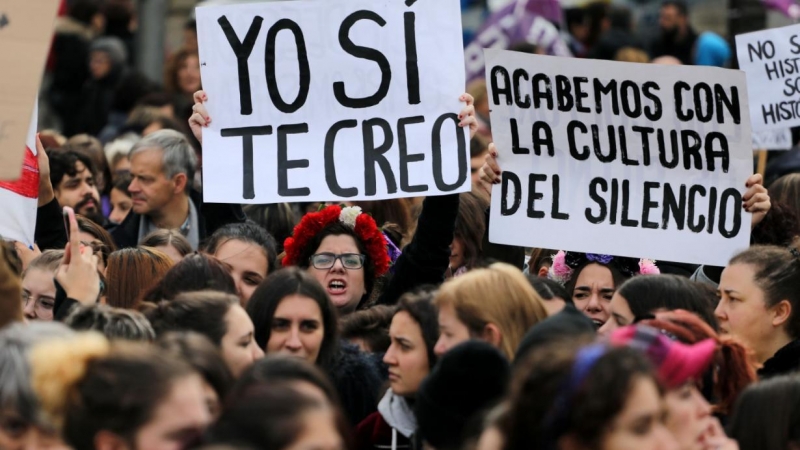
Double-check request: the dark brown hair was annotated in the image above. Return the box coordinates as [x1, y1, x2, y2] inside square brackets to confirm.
[105, 247, 173, 309]
[0, 244, 22, 328]
[165, 49, 199, 94]
[243, 204, 297, 254]
[203, 222, 278, 278]
[503, 342, 656, 450]
[142, 253, 236, 302]
[618, 275, 718, 328]
[144, 291, 238, 346]
[206, 384, 352, 450]
[157, 331, 234, 403]
[729, 375, 800, 450]
[232, 355, 340, 407]
[395, 290, 439, 369]
[352, 200, 412, 243]
[528, 248, 557, 275]
[294, 222, 377, 305]
[140, 229, 193, 259]
[339, 305, 396, 353]
[66, 134, 111, 194]
[76, 214, 117, 267]
[729, 245, 800, 339]
[770, 173, 800, 218]
[453, 192, 487, 271]
[65, 304, 156, 341]
[246, 268, 339, 369]
[564, 262, 627, 300]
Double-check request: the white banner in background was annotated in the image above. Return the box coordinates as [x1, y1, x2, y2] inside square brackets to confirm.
[737, 24, 800, 132]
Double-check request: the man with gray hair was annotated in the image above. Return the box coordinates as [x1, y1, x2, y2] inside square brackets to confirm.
[110, 130, 244, 249]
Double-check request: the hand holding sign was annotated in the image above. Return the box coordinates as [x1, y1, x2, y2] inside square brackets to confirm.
[189, 90, 210, 144]
[743, 174, 771, 228]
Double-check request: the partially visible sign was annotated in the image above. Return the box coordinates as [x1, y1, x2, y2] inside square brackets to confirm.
[0, 0, 59, 180]
[752, 128, 792, 150]
[736, 23, 800, 132]
[0, 104, 38, 245]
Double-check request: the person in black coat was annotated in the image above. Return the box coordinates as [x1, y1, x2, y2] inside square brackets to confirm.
[649, 0, 698, 65]
[48, 0, 105, 136]
[589, 5, 643, 61]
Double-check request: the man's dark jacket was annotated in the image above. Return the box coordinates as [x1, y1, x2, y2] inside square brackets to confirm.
[110, 189, 245, 249]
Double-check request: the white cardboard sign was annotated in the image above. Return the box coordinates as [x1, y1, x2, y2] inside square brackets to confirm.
[736, 24, 800, 132]
[486, 50, 753, 266]
[752, 128, 792, 150]
[196, 0, 469, 203]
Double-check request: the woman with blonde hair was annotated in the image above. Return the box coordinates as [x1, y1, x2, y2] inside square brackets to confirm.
[30, 333, 212, 450]
[434, 263, 548, 360]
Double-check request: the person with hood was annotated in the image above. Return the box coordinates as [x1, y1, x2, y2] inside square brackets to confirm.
[355, 292, 440, 450]
[77, 37, 132, 136]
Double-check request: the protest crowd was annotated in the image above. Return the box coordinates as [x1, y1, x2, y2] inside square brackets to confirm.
[4, 0, 800, 449]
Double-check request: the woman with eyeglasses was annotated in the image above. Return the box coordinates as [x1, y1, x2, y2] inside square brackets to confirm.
[21, 251, 64, 321]
[280, 204, 391, 314]
[247, 267, 384, 426]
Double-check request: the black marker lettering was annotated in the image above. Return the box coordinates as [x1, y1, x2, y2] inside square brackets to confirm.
[334, 10, 391, 108]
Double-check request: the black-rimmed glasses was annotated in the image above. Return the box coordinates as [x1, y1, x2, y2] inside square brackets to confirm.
[309, 253, 365, 270]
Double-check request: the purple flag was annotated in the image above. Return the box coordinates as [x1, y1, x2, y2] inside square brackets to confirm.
[760, 0, 800, 19]
[465, 0, 571, 83]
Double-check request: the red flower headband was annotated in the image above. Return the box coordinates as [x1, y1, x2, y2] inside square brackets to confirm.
[282, 205, 391, 276]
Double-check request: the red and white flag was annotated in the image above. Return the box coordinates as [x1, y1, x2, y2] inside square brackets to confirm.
[0, 104, 39, 246]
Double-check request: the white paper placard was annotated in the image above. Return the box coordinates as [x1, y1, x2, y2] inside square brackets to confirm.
[196, 0, 469, 203]
[736, 24, 800, 132]
[752, 128, 792, 150]
[486, 50, 753, 266]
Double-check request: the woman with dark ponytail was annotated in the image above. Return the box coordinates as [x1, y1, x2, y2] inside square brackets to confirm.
[716, 244, 800, 378]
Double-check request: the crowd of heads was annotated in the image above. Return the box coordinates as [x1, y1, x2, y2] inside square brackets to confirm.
[4, 0, 800, 449]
